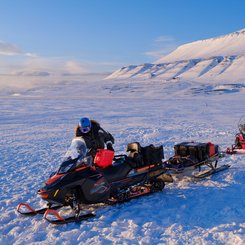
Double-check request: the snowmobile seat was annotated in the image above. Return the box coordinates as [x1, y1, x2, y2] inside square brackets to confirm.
[99, 161, 132, 182]
[141, 144, 164, 165]
[126, 142, 164, 168]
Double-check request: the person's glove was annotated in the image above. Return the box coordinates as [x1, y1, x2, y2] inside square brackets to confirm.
[107, 142, 114, 151]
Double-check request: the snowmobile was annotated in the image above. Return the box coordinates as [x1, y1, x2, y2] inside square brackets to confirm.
[226, 116, 245, 154]
[163, 141, 230, 178]
[17, 138, 171, 224]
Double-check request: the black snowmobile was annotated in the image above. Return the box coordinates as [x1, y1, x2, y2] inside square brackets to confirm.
[17, 138, 171, 224]
[226, 116, 245, 154]
[164, 141, 230, 178]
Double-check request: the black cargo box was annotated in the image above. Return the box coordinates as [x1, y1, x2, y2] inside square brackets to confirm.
[174, 142, 214, 162]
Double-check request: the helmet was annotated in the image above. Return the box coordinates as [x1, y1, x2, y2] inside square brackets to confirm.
[79, 117, 91, 134]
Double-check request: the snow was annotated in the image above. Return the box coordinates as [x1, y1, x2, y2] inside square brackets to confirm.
[155, 29, 245, 63]
[106, 29, 245, 82]
[0, 74, 245, 244]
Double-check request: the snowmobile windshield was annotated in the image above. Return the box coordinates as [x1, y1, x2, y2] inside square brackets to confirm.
[58, 155, 93, 174]
[64, 138, 87, 160]
[58, 138, 92, 174]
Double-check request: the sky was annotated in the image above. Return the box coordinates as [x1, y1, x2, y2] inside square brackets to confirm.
[0, 0, 244, 84]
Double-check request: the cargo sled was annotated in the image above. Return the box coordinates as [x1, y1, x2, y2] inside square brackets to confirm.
[164, 141, 230, 178]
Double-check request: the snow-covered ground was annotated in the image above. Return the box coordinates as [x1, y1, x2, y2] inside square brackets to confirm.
[0, 77, 244, 244]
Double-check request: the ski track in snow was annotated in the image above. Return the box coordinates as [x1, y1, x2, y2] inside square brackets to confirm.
[0, 79, 245, 245]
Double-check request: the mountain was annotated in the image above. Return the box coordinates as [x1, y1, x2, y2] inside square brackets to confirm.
[106, 29, 245, 82]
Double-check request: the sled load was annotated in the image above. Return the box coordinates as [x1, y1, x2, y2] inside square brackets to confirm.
[164, 141, 230, 178]
[226, 116, 245, 154]
[17, 138, 170, 224]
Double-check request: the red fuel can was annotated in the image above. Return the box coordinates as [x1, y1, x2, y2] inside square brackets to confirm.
[94, 149, 114, 168]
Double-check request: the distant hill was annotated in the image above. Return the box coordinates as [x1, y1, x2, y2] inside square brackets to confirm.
[106, 29, 245, 82]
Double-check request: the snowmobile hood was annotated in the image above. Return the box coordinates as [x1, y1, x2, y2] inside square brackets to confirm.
[46, 173, 65, 185]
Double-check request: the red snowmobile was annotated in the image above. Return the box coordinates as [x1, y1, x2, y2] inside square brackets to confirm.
[17, 138, 171, 224]
[226, 116, 245, 154]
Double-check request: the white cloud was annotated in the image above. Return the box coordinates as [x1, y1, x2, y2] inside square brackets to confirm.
[0, 40, 38, 58]
[0, 55, 92, 79]
[144, 35, 179, 59]
[0, 40, 113, 86]
[25, 52, 38, 58]
[0, 41, 22, 56]
[64, 60, 88, 74]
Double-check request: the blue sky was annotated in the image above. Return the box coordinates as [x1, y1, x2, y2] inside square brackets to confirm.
[0, 0, 244, 79]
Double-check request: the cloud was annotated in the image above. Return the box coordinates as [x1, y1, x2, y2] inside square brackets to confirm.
[144, 35, 179, 59]
[64, 60, 88, 74]
[16, 71, 51, 77]
[144, 45, 177, 58]
[0, 39, 117, 93]
[0, 55, 92, 79]
[25, 52, 38, 58]
[0, 40, 114, 84]
[0, 41, 22, 56]
[0, 40, 39, 58]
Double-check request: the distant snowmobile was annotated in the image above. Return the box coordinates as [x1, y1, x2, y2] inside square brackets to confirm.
[163, 141, 230, 178]
[17, 138, 171, 224]
[226, 116, 245, 154]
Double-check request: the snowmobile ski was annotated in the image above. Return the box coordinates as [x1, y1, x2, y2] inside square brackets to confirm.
[17, 203, 62, 216]
[44, 209, 96, 224]
[194, 164, 230, 179]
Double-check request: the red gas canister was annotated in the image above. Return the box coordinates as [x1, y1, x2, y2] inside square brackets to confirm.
[94, 149, 114, 168]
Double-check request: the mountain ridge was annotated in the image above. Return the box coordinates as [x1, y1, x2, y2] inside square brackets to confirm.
[156, 28, 245, 63]
[106, 29, 245, 82]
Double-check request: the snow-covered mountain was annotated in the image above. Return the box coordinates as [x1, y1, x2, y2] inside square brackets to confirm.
[106, 29, 245, 82]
